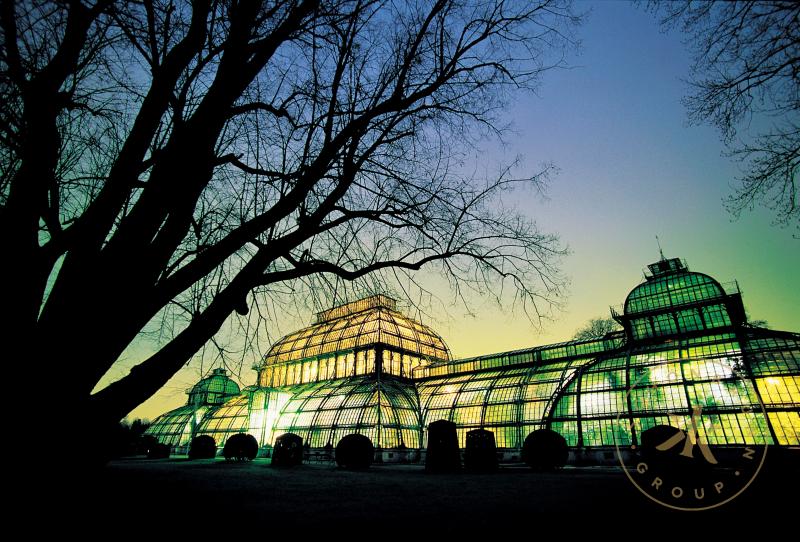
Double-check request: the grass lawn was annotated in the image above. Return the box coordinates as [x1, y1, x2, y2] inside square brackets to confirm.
[76, 456, 798, 531]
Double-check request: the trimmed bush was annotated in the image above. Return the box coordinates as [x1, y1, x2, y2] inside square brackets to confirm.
[522, 429, 567, 470]
[223, 433, 259, 461]
[640, 425, 682, 460]
[189, 435, 217, 460]
[640, 424, 714, 481]
[335, 434, 374, 470]
[146, 442, 171, 459]
[272, 433, 303, 467]
[425, 419, 461, 472]
[464, 428, 498, 472]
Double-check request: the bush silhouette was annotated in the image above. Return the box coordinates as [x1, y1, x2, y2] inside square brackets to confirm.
[272, 433, 303, 467]
[146, 442, 171, 459]
[335, 434, 374, 469]
[464, 428, 498, 472]
[640, 425, 682, 461]
[522, 429, 567, 470]
[189, 435, 217, 459]
[426, 419, 461, 472]
[640, 424, 715, 483]
[223, 433, 259, 461]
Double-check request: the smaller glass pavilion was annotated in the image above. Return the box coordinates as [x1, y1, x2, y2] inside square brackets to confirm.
[145, 368, 240, 447]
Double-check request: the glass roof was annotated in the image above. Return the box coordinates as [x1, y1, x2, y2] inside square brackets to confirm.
[416, 333, 624, 378]
[273, 375, 421, 448]
[262, 295, 450, 366]
[145, 405, 199, 447]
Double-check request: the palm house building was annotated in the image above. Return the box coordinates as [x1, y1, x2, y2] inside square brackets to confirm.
[146, 257, 800, 462]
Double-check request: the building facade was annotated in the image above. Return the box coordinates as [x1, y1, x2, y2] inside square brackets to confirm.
[146, 257, 800, 461]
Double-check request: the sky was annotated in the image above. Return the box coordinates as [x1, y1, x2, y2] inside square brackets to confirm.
[122, 0, 799, 422]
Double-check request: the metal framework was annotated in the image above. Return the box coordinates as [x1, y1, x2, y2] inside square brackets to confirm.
[146, 260, 800, 456]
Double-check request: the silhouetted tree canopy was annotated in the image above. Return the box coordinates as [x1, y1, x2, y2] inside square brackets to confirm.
[647, 1, 800, 233]
[0, 0, 579, 454]
[744, 309, 770, 329]
[572, 316, 620, 340]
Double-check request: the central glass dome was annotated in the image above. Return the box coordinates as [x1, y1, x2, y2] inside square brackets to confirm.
[262, 295, 451, 366]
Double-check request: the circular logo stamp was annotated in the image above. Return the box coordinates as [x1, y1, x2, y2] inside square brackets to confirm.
[614, 357, 768, 511]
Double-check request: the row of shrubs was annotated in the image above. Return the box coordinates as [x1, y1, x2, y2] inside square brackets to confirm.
[425, 422, 568, 472]
[148, 423, 697, 474]
[144, 433, 260, 461]
[145, 423, 570, 471]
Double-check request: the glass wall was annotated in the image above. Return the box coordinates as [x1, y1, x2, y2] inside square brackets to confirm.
[747, 331, 800, 444]
[417, 330, 800, 449]
[145, 405, 202, 447]
[271, 376, 421, 449]
[259, 349, 377, 387]
[195, 395, 250, 447]
[418, 356, 597, 448]
[545, 331, 800, 448]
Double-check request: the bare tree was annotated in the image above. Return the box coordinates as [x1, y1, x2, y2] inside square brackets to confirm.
[0, 0, 579, 452]
[646, 1, 800, 233]
[572, 316, 620, 341]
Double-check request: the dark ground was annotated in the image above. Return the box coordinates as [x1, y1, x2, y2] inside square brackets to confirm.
[64, 455, 798, 533]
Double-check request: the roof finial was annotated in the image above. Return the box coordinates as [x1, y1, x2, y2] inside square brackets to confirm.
[656, 235, 665, 260]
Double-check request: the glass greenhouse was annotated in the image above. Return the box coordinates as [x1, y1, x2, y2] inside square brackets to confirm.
[146, 257, 800, 461]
